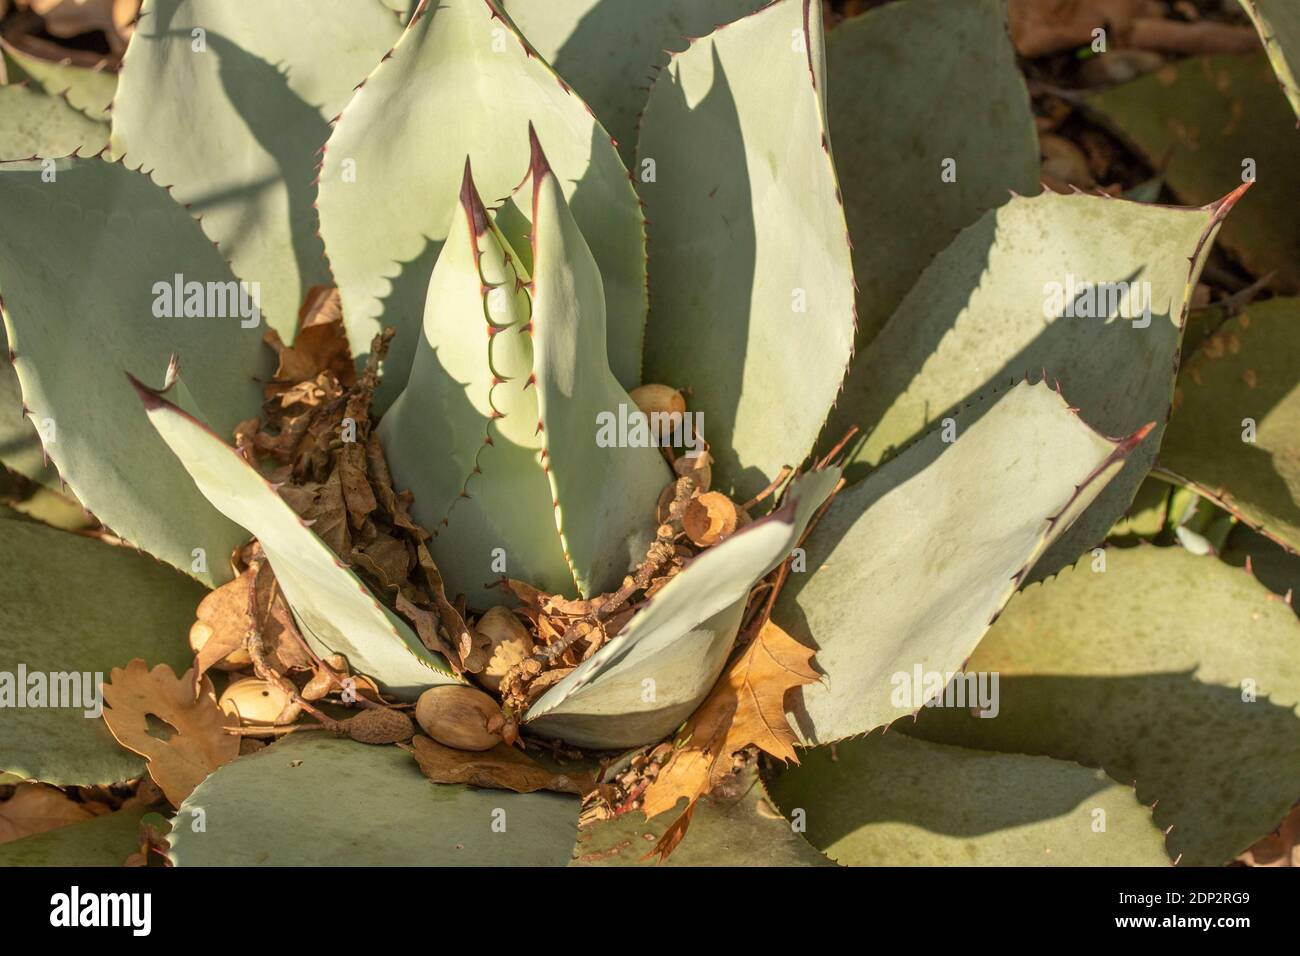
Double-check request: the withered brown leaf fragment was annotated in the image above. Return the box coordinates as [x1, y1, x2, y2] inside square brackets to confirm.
[263, 286, 355, 393]
[406, 735, 592, 795]
[0, 783, 94, 844]
[395, 593, 462, 672]
[350, 530, 411, 592]
[413, 543, 487, 672]
[297, 470, 351, 555]
[638, 620, 819, 858]
[101, 660, 240, 808]
[252, 561, 313, 673]
[338, 442, 378, 526]
[189, 568, 254, 676]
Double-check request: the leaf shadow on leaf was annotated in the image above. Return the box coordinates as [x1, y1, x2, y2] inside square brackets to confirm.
[905, 671, 1300, 866]
[1221, 526, 1300, 618]
[771, 732, 1120, 855]
[641, 43, 765, 496]
[532, 0, 764, 163]
[143, 4, 332, 336]
[366, 235, 441, 413]
[835, 247, 1174, 581]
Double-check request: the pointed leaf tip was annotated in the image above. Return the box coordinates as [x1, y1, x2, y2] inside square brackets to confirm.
[458, 156, 490, 237]
[1119, 420, 1158, 455]
[124, 370, 165, 411]
[1210, 179, 1253, 220]
[527, 121, 552, 183]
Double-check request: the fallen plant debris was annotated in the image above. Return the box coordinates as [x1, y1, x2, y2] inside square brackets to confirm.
[100, 661, 238, 808]
[627, 620, 821, 861]
[0, 781, 93, 842]
[405, 735, 593, 796]
[1, 0, 1297, 874]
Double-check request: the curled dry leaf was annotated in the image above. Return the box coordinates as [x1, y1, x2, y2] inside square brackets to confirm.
[638, 619, 819, 860]
[188, 568, 255, 687]
[100, 660, 240, 808]
[263, 286, 355, 395]
[0, 782, 94, 844]
[406, 735, 592, 796]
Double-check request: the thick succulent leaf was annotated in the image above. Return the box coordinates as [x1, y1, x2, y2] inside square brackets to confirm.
[318, 0, 646, 408]
[0, 157, 270, 585]
[0, 516, 200, 785]
[0, 810, 143, 866]
[1, 38, 117, 119]
[501, 0, 764, 161]
[778, 380, 1145, 745]
[0, 325, 56, 486]
[908, 545, 1300, 866]
[767, 734, 1170, 866]
[380, 165, 575, 602]
[1088, 54, 1298, 292]
[169, 734, 578, 866]
[528, 137, 669, 598]
[830, 189, 1234, 580]
[1159, 298, 1300, 552]
[572, 765, 832, 866]
[1240, 0, 1300, 118]
[0, 83, 108, 159]
[637, 0, 855, 501]
[136, 384, 457, 698]
[112, 0, 403, 338]
[826, 0, 1039, 350]
[525, 467, 841, 749]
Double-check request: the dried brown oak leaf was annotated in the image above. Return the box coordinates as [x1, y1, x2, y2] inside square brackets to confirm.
[407, 735, 592, 796]
[0, 783, 94, 843]
[101, 660, 239, 808]
[639, 619, 818, 860]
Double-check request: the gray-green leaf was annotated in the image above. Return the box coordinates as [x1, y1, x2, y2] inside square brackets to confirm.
[637, 0, 855, 501]
[908, 544, 1300, 866]
[169, 734, 578, 866]
[0, 157, 271, 585]
[0, 516, 200, 785]
[767, 734, 1171, 866]
[778, 380, 1145, 745]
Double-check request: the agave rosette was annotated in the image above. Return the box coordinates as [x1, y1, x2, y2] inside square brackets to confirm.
[0, 0, 1297, 868]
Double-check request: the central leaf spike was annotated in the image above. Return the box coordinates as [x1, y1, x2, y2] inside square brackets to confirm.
[379, 132, 669, 607]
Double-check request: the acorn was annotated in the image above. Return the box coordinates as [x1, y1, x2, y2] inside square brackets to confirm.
[629, 384, 687, 445]
[629, 383, 686, 418]
[347, 707, 415, 745]
[219, 678, 296, 726]
[475, 606, 535, 693]
[683, 491, 740, 547]
[187, 620, 251, 670]
[415, 685, 503, 751]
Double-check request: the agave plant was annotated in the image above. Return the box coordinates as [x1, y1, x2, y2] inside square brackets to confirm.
[1, 0, 1297, 869]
